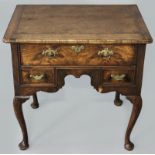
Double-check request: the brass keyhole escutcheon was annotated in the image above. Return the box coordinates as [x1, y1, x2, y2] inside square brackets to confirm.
[71, 45, 85, 53]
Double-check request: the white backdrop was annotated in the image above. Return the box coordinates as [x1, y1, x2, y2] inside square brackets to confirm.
[0, 0, 154, 153]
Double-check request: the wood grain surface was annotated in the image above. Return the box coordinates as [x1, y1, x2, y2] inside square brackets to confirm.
[20, 44, 136, 66]
[3, 5, 153, 44]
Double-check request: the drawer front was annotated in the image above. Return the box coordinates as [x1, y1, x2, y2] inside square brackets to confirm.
[103, 69, 136, 85]
[21, 68, 55, 85]
[20, 44, 136, 66]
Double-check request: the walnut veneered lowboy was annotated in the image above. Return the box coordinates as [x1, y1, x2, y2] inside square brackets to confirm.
[3, 5, 153, 151]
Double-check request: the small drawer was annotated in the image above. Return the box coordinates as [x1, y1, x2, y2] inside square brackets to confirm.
[21, 68, 55, 85]
[20, 44, 137, 66]
[103, 69, 136, 85]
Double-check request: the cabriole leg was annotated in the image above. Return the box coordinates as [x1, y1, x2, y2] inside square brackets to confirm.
[31, 93, 39, 109]
[124, 95, 142, 151]
[13, 96, 30, 150]
[114, 92, 123, 106]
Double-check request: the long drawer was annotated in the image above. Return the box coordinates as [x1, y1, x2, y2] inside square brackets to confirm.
[20, 44, 137, 66]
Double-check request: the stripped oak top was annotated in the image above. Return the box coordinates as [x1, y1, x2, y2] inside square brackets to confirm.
[3, 5, 153, 44]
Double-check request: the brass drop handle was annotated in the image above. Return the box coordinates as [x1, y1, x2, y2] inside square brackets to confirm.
[29, 74, 44, 80]
[42, 48, 58, 57]
[71, 45, 85, 53]
[111, 74, 126, 81]
[98, 48, 114, 59]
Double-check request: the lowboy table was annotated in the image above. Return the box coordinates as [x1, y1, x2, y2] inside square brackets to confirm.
[3, 5, 152, 151]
